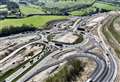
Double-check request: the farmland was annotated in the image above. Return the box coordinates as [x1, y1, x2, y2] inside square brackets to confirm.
[0, 16, 68, 28]
[70, 1, 120, 16]
[20, 5, 45, 15]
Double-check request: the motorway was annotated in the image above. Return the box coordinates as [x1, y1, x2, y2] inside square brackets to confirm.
[0, 12, 119, 82]
[97, 15, 118, 82]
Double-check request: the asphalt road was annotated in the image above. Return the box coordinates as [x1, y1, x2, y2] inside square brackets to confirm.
[1, 12, 119, 82]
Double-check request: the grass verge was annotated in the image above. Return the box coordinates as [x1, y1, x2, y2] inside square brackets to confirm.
[102, 17, 120, 58]
[108, 17, 120, 43]
[44, 59, 85, 82]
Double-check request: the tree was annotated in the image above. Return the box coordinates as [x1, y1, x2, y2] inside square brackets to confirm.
[7, 1, 19, 14]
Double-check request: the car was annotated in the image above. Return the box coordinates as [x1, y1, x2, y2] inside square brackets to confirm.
[106, 53, 109, 56]
[86, 78, 93, 82]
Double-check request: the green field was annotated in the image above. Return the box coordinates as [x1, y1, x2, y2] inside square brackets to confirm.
[0, 16, 68, 29]
[39, 0, 94, 4]
[70, 1, 120, 16]
[45, 0, 94, 7]
[20, 5, 45, 15]
[70, 7, 96, 16]
[93, 1, 120, 10]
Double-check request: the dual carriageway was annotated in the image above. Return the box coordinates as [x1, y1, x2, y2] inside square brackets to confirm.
[0, 12, 119, 82]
